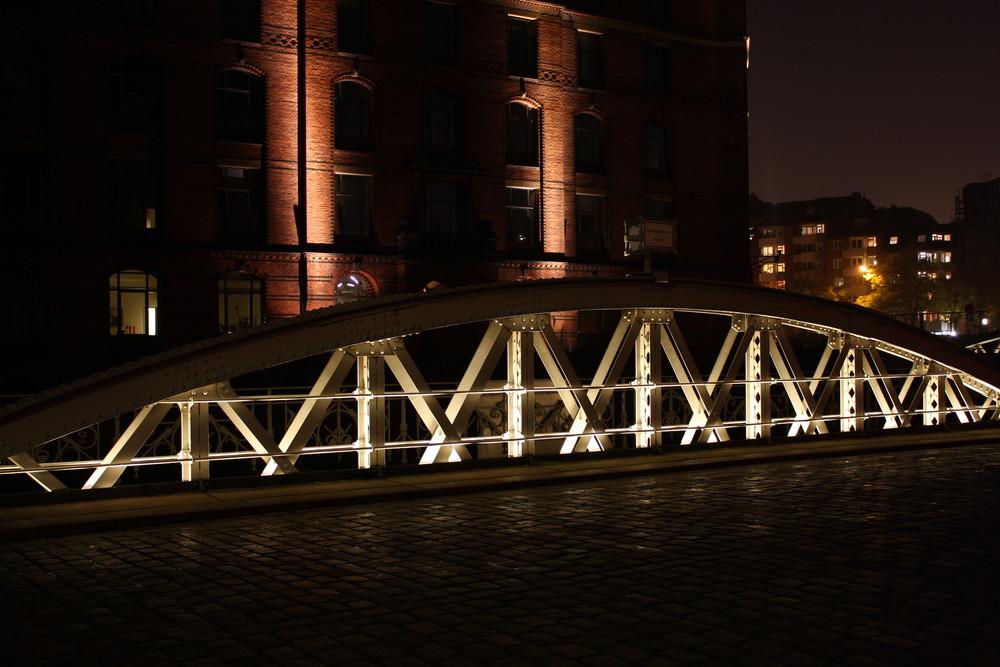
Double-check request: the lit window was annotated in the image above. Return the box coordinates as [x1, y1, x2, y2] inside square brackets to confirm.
[218, 166, 264, 242]
[775, 263, 786, 273]
[889, 236, 898, 245]
[867, 236, 877, 247]
[506, 102, 538, 166]
[336, 273, 371, 303]
[110, 159, 159, 231]
[338, 0, 373, 55]
[575, 112, 604, 173]
[776, 280, 787, 289]
[424, 91, 459, 150]
[761, 264, 774, 274]
[761, 246, 774, 256]
[834, 278, 844, 287]
[577, 31, 604, 89]
[427, 2, 458, 63]
[110, 270, 157, 336]
[336, 173, 373, 237]
[931, 233, 952, 241]
[335, 81, 373, 151]
[507, 187, 538, 247]
[218, 68, 265, 143]
[508, 16, 537, 78]
[642, 121, 670, 176]
[575, 193, 604, 256]
[219, 271, 263, 333]
[221, 0, 260, 42]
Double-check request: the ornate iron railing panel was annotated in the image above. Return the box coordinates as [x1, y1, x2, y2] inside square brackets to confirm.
[3, 279, 1000, 494]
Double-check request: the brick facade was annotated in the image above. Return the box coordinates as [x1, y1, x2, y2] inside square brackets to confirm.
[1, 0, 748, 391]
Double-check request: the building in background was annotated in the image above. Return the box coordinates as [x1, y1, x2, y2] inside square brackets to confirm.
[0, 0, 748, 392]
[956, 175, 1000, 293]
[750, 193, 963, 334]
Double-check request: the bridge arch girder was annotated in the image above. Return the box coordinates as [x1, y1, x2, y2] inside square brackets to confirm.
[3, 278, 1000, 469]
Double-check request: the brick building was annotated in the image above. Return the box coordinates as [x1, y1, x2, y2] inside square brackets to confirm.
[1, 0, 748, 392]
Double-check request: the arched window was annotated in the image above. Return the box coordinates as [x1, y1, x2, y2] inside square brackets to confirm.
[219, 271, 264, 333]
[109, 270, 157, 336]
[506, 102, 538, 166]
[218, 68, 265, 142]
[110, 54, 159, 129]
[642, 121, 670, 176]
[334, 81, 373, 151]
[336, 273, 371, 303]
[575, 112, 603, 173]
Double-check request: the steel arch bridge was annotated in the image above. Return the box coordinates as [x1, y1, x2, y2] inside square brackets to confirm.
[3, 278, 1000, 494]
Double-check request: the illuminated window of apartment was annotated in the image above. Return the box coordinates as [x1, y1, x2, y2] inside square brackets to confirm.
[506, 187, 538, 248]
[506, 102, 538, 166]
[508, 16, 537, 78]
[644, 43, 670, 96]
[218, 166, 264, 242]
[220, 0, 260, 42]
[335, 81, 373, 151]
[577, 31, 604, 89]
[761, 246, 775, 256]
[575, 112, 604, 173]
[931, 233, 951, 241]
[336, 273, 371, 303]
[338, 0, 373, 55]
[219, 271, 263, 333]
[424, 91, 459, 150]
[644, 198, 670, 219]
[336, 173, 373, 237]
[425, 180, 462, 233]
[889, 236, 898, 244]
[109, 270, 157, 336]
[776, 280, 787, 289]
[642, 121, 670, 176]
[866, 236, 877, 247]
[799, 224, 824, 236]
[109, 54, 159, 129]
[427, 2, 458, 63]
[110, 159, 160, 231]
[218, 68, 265, 143]
[761, 264, 774, 274]
[575, 194, 605, 256]
[834, 277, 844, 287]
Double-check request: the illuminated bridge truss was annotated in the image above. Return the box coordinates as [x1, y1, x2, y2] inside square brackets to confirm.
[3, 279, 1000, 494]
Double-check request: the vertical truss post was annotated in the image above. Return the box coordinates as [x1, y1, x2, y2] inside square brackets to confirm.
[179, 400, 210, 482]
[839, 338, 863, 432]
[503, 320, 536, 458]
[923, 362, 945, 426]
[745, 320, 774, 439]
[633, 314, 663, 448]
[353, 354, 386, 469]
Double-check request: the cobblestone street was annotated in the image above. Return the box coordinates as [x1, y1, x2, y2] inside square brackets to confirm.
[2, 444, 999, 665]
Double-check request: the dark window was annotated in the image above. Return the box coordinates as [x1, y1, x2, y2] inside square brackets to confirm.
[507, 188, 538, 247]
[575, 112, 603, 173]
[644, 198, 671, 219]
[218, 68, 265, 142]
[575, 194, 604, 256]
[577, 31, 604, 89]
[334, 81, 373, 151]
[218, 166, 264, 242]
[508, 17, 537, 78]
[109, 54, 159, 129]
[109, 270, 158, 336]
[110, 159, 160, 231]
[425, 180, 462, 233]
[645, 43, 670, 96]
[338, 0, 373, 55]
[0, 150, 45, 233]
[506, 102, 538, 166]
[427, 2, 458, 63]
[219, 271, 264, 333]
[113, 0, 157, 25]
[336, 174, 373, 236]
[424, 91, 459, 150]
[221, 0, 260, 41]
[642, 121, 670, 176]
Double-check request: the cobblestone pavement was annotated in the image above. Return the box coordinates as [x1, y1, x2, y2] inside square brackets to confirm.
[2, 444, 999, 666]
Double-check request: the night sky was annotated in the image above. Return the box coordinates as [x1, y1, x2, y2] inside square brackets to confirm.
[747, 0, 1000, 224]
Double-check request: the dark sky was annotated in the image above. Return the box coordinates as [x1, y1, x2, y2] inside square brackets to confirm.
[747, 0, 1000, 223]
